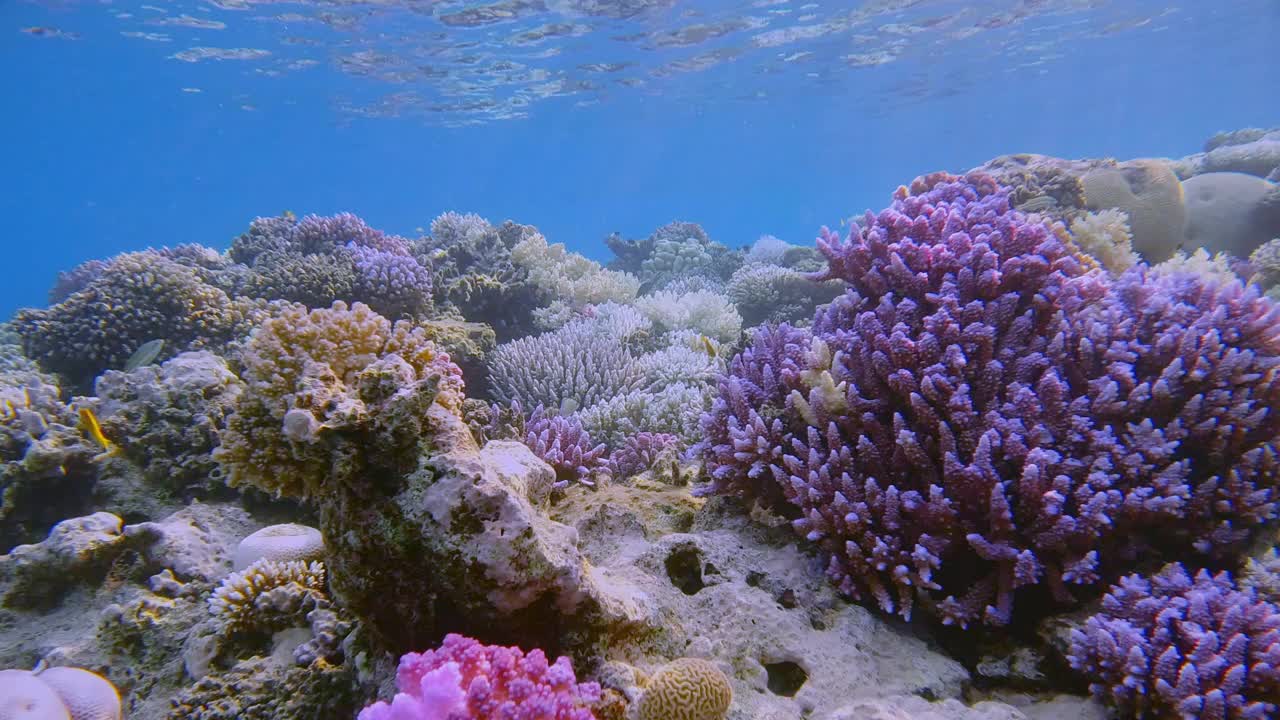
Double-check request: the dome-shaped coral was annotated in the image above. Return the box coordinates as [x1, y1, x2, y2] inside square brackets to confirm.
[0, 669, 70, 720]
[33, 668, 121, 720]
[635, 658, 732, 720]
[233, 524, 324, 572]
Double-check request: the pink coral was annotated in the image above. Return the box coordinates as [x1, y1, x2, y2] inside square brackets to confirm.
[359, 634, 601, 720]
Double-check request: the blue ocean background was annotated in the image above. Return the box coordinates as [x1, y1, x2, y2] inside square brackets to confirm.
[2, 0, 1277, 320]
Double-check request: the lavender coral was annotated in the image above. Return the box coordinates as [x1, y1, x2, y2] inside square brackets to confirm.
[523, 406, 609, 488]
[1067, 563, 1280, 719]
[359, 633, 600, 720]
[608, 432, 680, 480]
[230, 213, 432, 320]
[700, 171, 1280, 627]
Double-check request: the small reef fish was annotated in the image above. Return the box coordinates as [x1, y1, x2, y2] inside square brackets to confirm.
[124, 338, 165, 371]
[698, 335, 718, 358]
[21, 26, 80, 39]
[78, 406, 120, 456]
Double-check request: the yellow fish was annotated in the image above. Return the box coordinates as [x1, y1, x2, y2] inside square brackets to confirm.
[699, 335, 718, 358]
[78, 407, 119, 456]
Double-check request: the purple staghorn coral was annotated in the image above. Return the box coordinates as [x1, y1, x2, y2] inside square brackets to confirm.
[359, 633, 601, 720]
[523, 406, 609, 488]
[699, 171, 1280, 627]
[295, 211, 410, 255]
[346, 241, 433, 318]
[1068, 563, 1280, 719]
[608, 432, 681, 479]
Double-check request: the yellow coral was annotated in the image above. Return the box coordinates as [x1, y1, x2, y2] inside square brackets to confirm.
[213, 301, 464, 499]
[635, 658, 733, 720]
[1069, 209, 1139, 273]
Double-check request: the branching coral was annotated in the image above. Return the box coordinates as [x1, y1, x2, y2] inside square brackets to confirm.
[488, 318, 645, 410]
[700, 171, 1280, 627]
[1069, 209, 1139, 272]
[212, 301, 464, 500]
[634, 290, 742, 345]
[522, 406, 609, 487]
[1068, 563, 1280, 719]
[512, 233, 640, 309]
[608, 432, 681, 480]
[208, 559, 327, 636]
[358, 633, 601, 720]
[577, 382, 712, 448]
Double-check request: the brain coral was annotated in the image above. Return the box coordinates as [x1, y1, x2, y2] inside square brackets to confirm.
[636, 658, 733, 720]
[700, 171, 1280, 627]
[212, 301, 464, 500]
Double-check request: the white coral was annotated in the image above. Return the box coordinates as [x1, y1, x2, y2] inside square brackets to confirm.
[512, 233, 640, 307]
[634, 290, 742, 344]
[233, 524, 324, 572]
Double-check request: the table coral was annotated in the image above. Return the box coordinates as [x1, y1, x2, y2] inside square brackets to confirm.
[700, 171, 1280, 627]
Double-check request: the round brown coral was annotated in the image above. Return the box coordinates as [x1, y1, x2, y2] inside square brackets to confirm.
[636, 658, 733, 720]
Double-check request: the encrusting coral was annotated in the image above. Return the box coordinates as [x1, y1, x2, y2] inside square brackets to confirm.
[700, 171, 1280, 627]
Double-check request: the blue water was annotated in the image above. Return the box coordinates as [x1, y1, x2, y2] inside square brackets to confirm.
[2, 0, 1277, 319]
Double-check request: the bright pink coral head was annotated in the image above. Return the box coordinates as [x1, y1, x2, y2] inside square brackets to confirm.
[359, 634, 601, 720]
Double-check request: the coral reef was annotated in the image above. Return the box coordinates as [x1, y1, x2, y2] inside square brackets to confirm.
[89, 351, 245, 499]
[213, 300, 463, 500]
[416, 214, 547, 341]
[1, 363, 98, 551]
[230, 213, 433, 320]
[701, 171, 1280, 627]
[1067, 563, 1280, 719]
[511, 232, 640, 310]
[358, 633, 602, 720]
[12, 250, 270, 389]
[726, 263, 844, 327]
